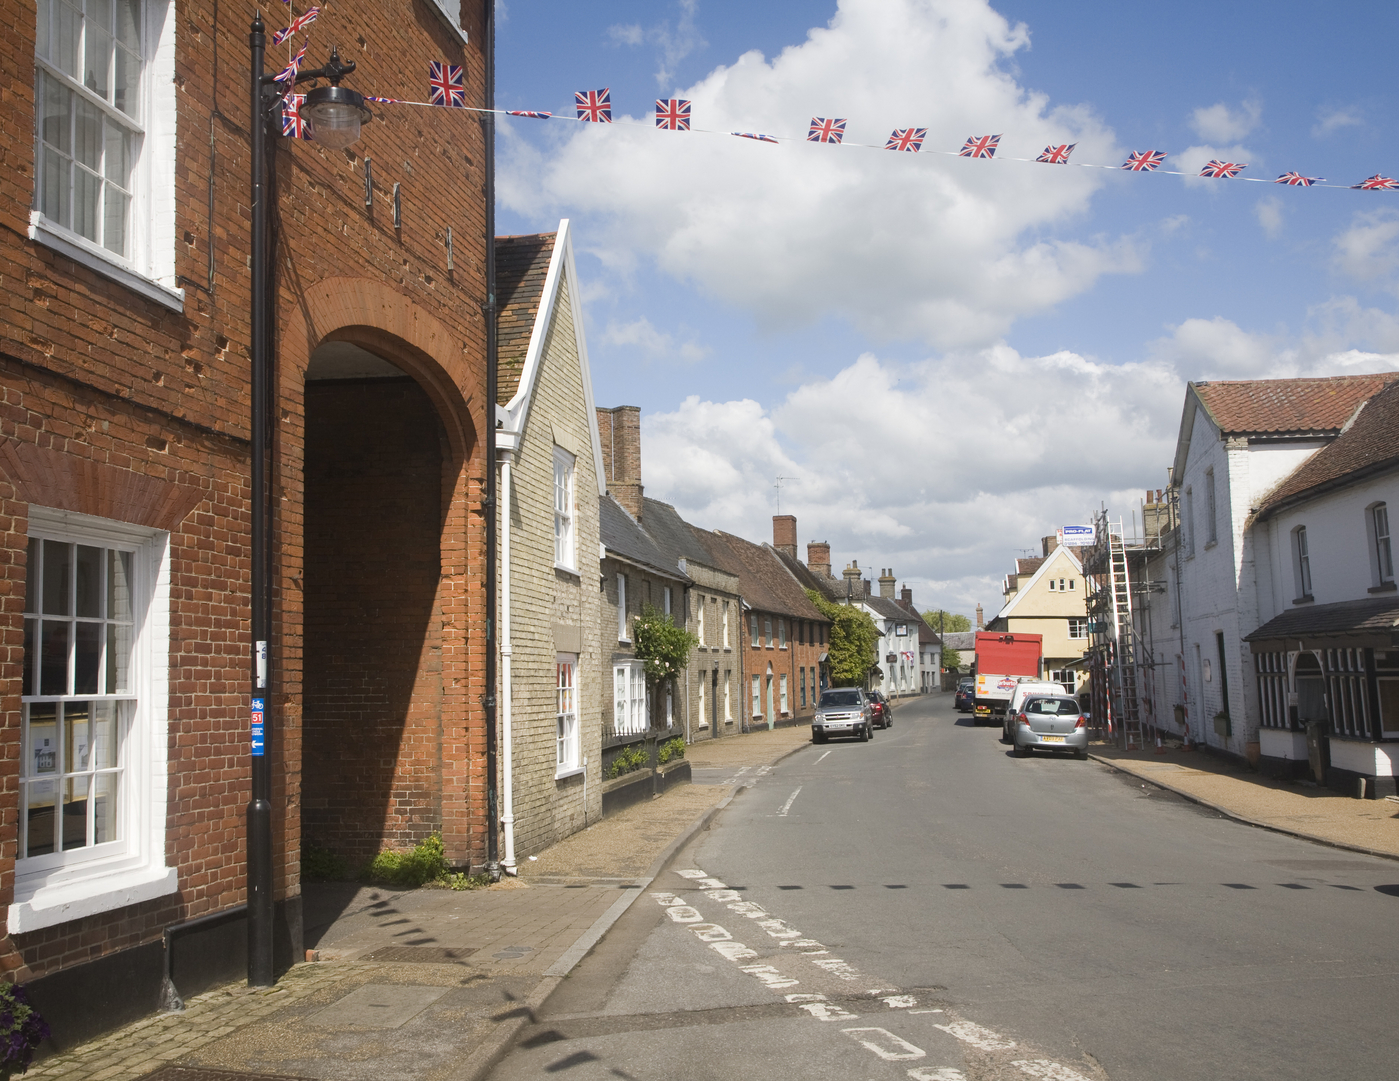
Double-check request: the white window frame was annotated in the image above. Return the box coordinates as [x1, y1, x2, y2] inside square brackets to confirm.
[616, 573, 628, 642]
[764, 617, 773, 648]
[1204, 468, 1218, 546]
[11, 507, 176, 933]
[696, 593, 705, 645]
[424, 0, 469, 43]
[1048, 578, 1056, 591]
[556, 654, 581, 777]
[664, 585, 672, 616]
[1371, 503, 1394, 585]
[30, 0, 182, 311]
[799, 666, 806, 708]
[1068, 577, 1075, 590]
[611, 660, 647, 738]
[750, 613, 759, 647]
[723, 672, 731, 722]
[553, 447, 576, 572]
[1068, 617, 1088, 640]
[1293, 526, 1312, 599]
[751, 674, 761, 718]
[722, 600, 730, 648]
[778, 618, 787, 649]
[697, 672, 706, 729]
[666, 683, 673, 727]
[780, 673, 789, 715]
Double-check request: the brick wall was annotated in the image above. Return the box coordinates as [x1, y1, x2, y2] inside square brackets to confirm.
[0, 0, 492, 988]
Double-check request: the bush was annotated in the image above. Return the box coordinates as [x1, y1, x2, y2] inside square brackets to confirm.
[365, 833, 451, 888]
[302, 841, 350, 882]
[657, 737, 685, 765]
[609, 744, 648, 778]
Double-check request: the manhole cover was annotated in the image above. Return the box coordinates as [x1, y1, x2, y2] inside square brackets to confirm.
[492, 945, 534, 960]
[365, 946, 478, 964]
[138, 1069, 312, 1081]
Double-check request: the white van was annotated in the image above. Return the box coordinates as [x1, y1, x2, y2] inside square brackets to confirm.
[1001, 679, 1068, 743]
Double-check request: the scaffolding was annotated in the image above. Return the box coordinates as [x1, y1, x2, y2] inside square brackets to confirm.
[1081, 499, 1172, 751]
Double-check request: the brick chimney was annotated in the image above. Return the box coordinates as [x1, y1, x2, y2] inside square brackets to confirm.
[596, 405, 644, 520]
[842, 559, 862, 600]
[1042, 534, 1059, 556]
[773, 515, 797, 558]
[807, 541, 832, 578]
[864, 579, 871, 598]
[879, 568, 896, 599]
[899, 585, 913, 610]
[975, 603, 984, 630]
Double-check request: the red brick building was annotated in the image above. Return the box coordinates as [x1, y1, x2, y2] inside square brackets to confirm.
[0, 0, 491, 1041]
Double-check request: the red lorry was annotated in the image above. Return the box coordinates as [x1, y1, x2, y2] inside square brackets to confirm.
[972, 631, 1044, 724]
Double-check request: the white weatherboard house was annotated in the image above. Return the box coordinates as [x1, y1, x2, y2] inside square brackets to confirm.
[1146, 374, 1399, 794]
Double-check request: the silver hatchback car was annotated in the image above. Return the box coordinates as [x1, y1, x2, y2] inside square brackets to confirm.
[1007, 695, 1088, 758]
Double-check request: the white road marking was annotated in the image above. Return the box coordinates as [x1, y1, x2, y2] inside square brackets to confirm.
[816, 750, 832, 763]
[709, 941, 758, 962]
[811, 958, 863, 981]
[842, 1027, 927, 1061]
[704, 889, 743, 902]
[650, 892, 682, 906]
[907, 1009, 945, 1015]
[727, 901, 769, 918]
[908, 1069, 967, 1081]
[695, 877, 728, 888]
[664, 906, 703, 923]
[777, 786, 803, 817]
[757, 918, 802, 939]
[688, 923, 731, 942]
[797, 1001, 859, 1021]
[756, 766, 772, 776]
[933, 1019, 1017, 1051]
[1013, 1061, 1095, 1081]
[882, 995, 918, 1009]
[740, 964, 801, 989]
[783, 938, 825, 949]
[675, 869, 708, 879]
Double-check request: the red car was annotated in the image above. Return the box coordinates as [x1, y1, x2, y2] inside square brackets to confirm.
[869, 690, 893, 729]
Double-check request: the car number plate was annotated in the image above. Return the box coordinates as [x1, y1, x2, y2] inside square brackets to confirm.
[1040, 735, 1065, 743]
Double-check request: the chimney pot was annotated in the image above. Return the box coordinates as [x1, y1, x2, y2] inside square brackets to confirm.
[975, 603, 985, 630]
[878, 568, 896, 599]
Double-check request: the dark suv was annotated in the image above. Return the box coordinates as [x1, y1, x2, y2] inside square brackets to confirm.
[954, 679, 975, 712]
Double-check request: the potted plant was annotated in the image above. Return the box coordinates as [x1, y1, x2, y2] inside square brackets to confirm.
[0, 983, 50, 1077]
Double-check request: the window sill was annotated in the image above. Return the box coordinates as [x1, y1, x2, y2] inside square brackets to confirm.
[618, 637, 631, 645]
[1204, 539, 1218, 551]
[9, 862, 178, 934]
[30, 212, 185, 313]
[1368, 582, 1397, 594]
[555, 765, 584, 780]
[1292, 595, 1314, 605]
[554, 562, 580, 577]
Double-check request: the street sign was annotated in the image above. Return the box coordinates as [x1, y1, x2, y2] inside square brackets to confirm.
[1059, 524, 1093, 544]
[251, 697, 265, 756]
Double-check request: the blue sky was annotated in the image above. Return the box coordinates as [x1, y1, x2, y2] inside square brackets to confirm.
[495, 0, 1399, 618]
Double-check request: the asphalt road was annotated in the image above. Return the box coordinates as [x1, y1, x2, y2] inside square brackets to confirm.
[489, 694, 1399, 1081]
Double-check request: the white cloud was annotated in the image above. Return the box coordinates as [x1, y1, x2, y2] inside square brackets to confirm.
[1313, 106, 1362, 138]
[600, 316, 710, 363]
[1332, 209, 1399, 283]
[1190, 99, 1261, 143]
[1255, 195, 1284, 239]
[607, 0, 706, 88]
[641, 336, 1399, 614]
[503, 0, 1139, 351]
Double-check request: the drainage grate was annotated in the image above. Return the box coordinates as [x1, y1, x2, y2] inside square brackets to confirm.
[137, 1069, 313, 1081]
[365, 946, 479, 964]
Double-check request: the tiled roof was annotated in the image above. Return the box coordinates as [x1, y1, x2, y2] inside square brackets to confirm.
[1015, 557, 1046, 576]
[698, 531, 826, 621]
[1194, 374, 1396, 436]
[495, 233, 556, 405]
[600, 495, 687, 581]
[1244, 595, 1399, 642]
[772, 548, 844, 602]
[639, 498, 715, 571]
[1254, 378, 1399, 518]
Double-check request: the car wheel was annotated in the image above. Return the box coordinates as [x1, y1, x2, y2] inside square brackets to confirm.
[1013, 741, 1029, 758]
[860, 724, 870, 742]
[813, 732, 826, 744]
[1074, 747, 1087, 760]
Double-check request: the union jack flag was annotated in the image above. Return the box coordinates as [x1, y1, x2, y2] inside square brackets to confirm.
[655, 99, 691, 131]
[1275, 172, 1322, 187]
[959, 134, 1000, 158]
[429, 61, 464, 108]
[1353, 174, 1399, 190]
[885, 127, 926, 152]
[271, 6, 318, 45]
[272, 43, 308, 85]
[1036, 143, 1075, 164]
[281, 93, 311, 139]
[366, 96, 402, 105]
[575, 88, 611, 123]
[1121, 150, 1166, 171]
[731, 132, 777, 144]
[1200, 159, 1246, 178]
[506, 110, 551, 119]
[807, 117, 846, 144]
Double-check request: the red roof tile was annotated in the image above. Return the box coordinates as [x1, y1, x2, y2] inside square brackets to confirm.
[1194, 374, 1396, 436]
[495, 233, 557, 405]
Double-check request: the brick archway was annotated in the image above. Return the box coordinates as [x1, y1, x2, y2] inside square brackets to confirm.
[278, 278, 488, 879]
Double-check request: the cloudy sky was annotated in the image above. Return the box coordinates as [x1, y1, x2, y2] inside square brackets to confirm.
[495, 0, 1399, 620]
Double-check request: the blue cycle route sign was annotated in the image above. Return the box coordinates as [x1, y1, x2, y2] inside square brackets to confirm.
[251, 697, 265, 756]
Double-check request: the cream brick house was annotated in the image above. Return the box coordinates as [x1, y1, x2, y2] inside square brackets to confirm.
[493, 221, 606, 869]
[985, 541, 1090, 691]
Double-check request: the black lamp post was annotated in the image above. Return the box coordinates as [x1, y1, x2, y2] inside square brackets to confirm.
[246, 12, 371, 988]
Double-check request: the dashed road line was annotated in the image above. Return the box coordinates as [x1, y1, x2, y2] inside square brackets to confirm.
[842, 1027, 927, 1061]
[777, 786, 803, 817]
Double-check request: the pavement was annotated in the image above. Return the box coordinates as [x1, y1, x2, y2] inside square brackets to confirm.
[23, 721, 814, 1081]
[1088, 741, 1399, 859]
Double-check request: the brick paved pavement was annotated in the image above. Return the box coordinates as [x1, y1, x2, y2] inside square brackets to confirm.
[23, 722, 814, 1081]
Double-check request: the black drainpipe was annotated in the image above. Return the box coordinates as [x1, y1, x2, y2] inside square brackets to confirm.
[481, 0, 499, 876]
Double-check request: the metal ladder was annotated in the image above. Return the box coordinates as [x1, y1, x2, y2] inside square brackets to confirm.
[1107, 527, 1144, 750]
